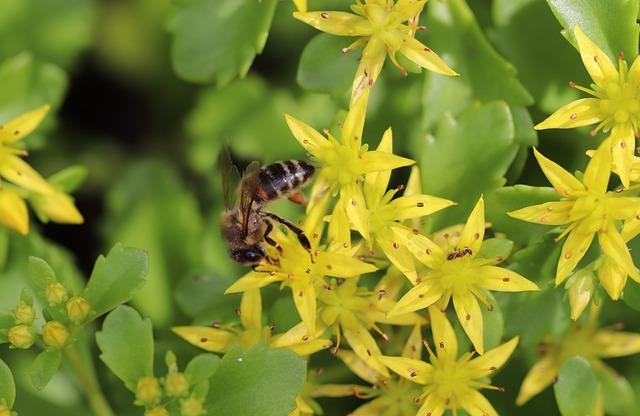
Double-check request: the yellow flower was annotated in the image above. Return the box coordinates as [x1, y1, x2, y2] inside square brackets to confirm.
[7, 324, 35, 349]
[42, 320, 69, 349]
[180, 397, 205, 416]
[285, 92, 414, 236]
[294, 0, 457, 105]
[390, 197, 539, 353]
[381, 307, 519, 416]
[14, 303, 35, 325]
[516, 309, 640, 406]
[535, 26, 640, 186]
[0, 188, 29, 235]
[45, 282, 68, 306]
[508, 141, 640, 285]
[164, 372, 189, 398]
[173, 289, 332, 356]
[31, 190, 84, 225]
[564, 267, 596, 320]
[135, 376, 162, 406]
[293, 0, 306, 12]
[65, 296, 91, 324]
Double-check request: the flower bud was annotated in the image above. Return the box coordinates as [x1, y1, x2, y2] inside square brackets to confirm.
[65, 296, 91, 324]
[135, 376, 162, 405]
[180, 397, 205, 416]
[566, 268, 596, 320]
[144, 407, 169, 416]
[8, 324, 35, 349]
[14, 303, 35, 325]
[165, 372, 189, 397]
[45, 282, 68, 306]
[0, 404, 11, 416]
[42, 320, 69, 349]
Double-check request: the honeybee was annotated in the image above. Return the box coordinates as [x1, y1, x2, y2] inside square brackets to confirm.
[219, 149, 315, 265]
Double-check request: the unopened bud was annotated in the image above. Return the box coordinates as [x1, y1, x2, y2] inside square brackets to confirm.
[136, 376, 162, 405]
[66, 296, 91, 324]
[8, 324, 35, 349]
[566, 268, 596, 320]
[45, 282, 68, 306]
[144, 406, 169, 416]
[181, 397, 205, 416]
[165, 372, 189, 397]
[14, 303, 35, 324]
[42, 320, 69, 349]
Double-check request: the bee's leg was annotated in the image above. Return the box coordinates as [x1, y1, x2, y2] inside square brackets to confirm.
[263, 221, 283, 253]
[261, 212, 313, 261]
[287, 192, 307, 205]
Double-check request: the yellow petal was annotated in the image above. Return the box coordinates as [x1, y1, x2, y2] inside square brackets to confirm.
[374, 266, 408, 299]
[351, 36, 387, 106]
[402, 323, 424, 360]
[342, 89, 369, 149]
[32, 191, 84, 224]
[583, 139, 612, 194]
[364, 128, 393, 208]
[467, 336, 519, 378]
[319, 249, 377, 277]
[292, 0, 306, 12]
[452, 290, 484, 354]
[343, 324, 389, 377]
[593, 330, 640, 357]
[225, 271, 281, 294]
[0, 105, 50, 144]
[394, 0, 428, 21]
[598, 258, 626, 300]
[0, 188, 29, 235]
[350, 399, 387, 416]
[405, 165, 422, 197]
[293, 11, 372, 36]
[328, 198, 351, 250]
[533, 148, 585, 196]
[611, 124, 635, 187]
[428, 307, 458, 361]
[286, 338, 333, 356]
[416, 393, 446, 416]
[284, 114, 330, 155]
[388, 282, 442, 317]
[457, 197, 485, 254]
[171, 326, 237, 353]
[270, 321, 329, 352]
[622, 216, 640, 242]
[567, 269, 595, 320]
[291, 281, 317, 334]
[598, 225, 640, 281]
[377, 232, 418, 284]
[534, 98, 602, 130]
[336, 350, 382, 385]
[399, 36, 458, 76]
[477, 266, 539, 292]
[341, 184, 370, 240]
[359, 150, 415, 174]
[556, 229, 595, 285]
[304, 186, 331, 242]
[311, 384, 372, 398]
[239, 289, 262, 331]
[459, 390, 498, 416]
[516, 356, 558, 405]
[607, 197, 640, 221]
[0, 155, 54, 195]
[628, 54, 640, 86]
[393, 225, 445, 269]
[379, 355, 432, 384]
[384, 195, 455, 221]
[507, 201, 574, 225]
[574, 26, 618, 86]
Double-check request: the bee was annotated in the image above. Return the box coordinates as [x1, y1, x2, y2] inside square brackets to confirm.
[219, 149, 315, 265]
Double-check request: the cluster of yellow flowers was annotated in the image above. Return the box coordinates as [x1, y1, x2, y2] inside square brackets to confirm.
[172, 1, 640, 415]
[0, 105, 83, 235]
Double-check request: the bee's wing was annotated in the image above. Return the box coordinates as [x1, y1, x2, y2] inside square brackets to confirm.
[239, 161, 261, 235]
[218, 147, 241, 210]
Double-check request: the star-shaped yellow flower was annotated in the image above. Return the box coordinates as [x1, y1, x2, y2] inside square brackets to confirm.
[172, 289, 332, 356]
[381, 307, 519, 416]
[535, 26, 640, 186]
[389, 197, 539, 353]
[294, 0, 457, 105]
[516, 308, 640, 406]
[508, 140, 640, 286]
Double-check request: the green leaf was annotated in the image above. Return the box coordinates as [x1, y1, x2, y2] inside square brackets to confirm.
[96, 306, 154, 391]
[481, 291, 504, 351]
[0, 358, 15, 407]
[554, 356, 598, 416]
[169, 0, 278, 85]
[485, 185, 560, 246]
[599, 370, 636, 416]
[185, 354, 220, 386]
[419, 101, 516, 230]
[622, 279, 640, 311]
[47, 166, 89, 193]
[477, 238, 514, 261]
[83, 244, 149, 322]
[297, 33, 359, 95]
[206, 344, 306, 416]
[29, 350, 62, 390]
[546, 0, 639, 61]
[27, 257, 68, 322]
[175, 270, 239, 323]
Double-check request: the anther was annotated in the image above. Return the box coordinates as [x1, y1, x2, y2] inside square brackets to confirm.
[619, 51, 625, 60]
[235, 308, 241, 316]
[200, 337, 207, 342]
[502, 277, 510, 282]
[409, 370, 417, 377]
[303, 139, 309, 144]
[316, 367, 324, 375]
[326, 264, 332, 270]
[320, 12, 329, 18]
[413, 397, 421, 404]
[322, 127, 329, 135]
[306, 268, 311, 274]
[570, 113, 577, 120]
[393, 242, 399, 249]
[13, 130, 19, 135]
[489, 366, 497, 372]
[569, 81, 576, 88]
[439, 341, 444, 349]
[302, 335, 309, 341]
[466, 313, 471, 320]
[496, 256, 503, 262]
[366, 349, 372, 356]
[426, 248, 432, 255]
[474, 232, 480, 239]
[378, 289, 387, 300]
[211, 322, 221, 328]
[351, 199, 357, 206]
[417, 202, 424, 207]
[269, 324, 276, 331]
[412, 228, 419, 234]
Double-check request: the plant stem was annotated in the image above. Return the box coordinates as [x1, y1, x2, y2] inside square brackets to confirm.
[65, 344, 115, 416]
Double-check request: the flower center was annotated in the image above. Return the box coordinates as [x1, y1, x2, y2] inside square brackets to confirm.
[598, 80, 640, 125]
[322, 144, 362, 185]
[429, 360, 473, 406]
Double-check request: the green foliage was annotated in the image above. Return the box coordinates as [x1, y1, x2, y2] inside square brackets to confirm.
[0, 358, 16, 408]
[206, 344, 306, 416]
[599, 369, 637, 416]
[29, 350, 62, 390]
[553, 356, 598, 416]
[184, 354, 220, 386]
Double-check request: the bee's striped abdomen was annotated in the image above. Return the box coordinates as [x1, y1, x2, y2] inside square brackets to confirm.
[257, 160, 315, 202]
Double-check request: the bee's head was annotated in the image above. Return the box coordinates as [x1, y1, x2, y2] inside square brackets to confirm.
[229, 245, 265, 265]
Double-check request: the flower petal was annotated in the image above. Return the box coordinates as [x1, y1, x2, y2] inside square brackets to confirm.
[598, 225, 640, 281]
[606, 197, 640, 221]
[0, 155, 54, 195]
[343, 324, 389, 377]
[394, 0, 427, 21]
[611, 124, 635, 187]
[457, 197, 485, 254]
[239, 289, 262, 332]
[507, 201, 574, 225]
[0, 188, 29, 235]
[291, 281, 317, 334]
[350, 399, 387, 416]
[319, 249, 377, 277]
[342, 88, 369, 149]
[534, 98, 602, 130]
[574, 26, 618, 86]
[622, 215, 640, 242]
[0, 105, 50, 144]
[364, 128, 393, 209]
[416, 393, 446, 416]
[452, 290, 484, 354]
[428, 307, 458, 361]
[292, 0, 306, 12]
[467, 336, 519, 378]
[533, 148, 585, 196]
[399, 36, 458, 76]
[385, 194, 455, 221]
[284, 114, 330, 155]
[337, 350, 382, 385]
[293, 11, 372, 36]
[477, 266, 539, 292]
[379, 355, 432, 384]
[377, 232, 418, 284]
[351, 36, 387, 106]
[556, 229, 596, 285]
[388, 282, 442, 317]
[286, 338, 333, 356]
[171, 326, 237, 353]
[374, 266, 408, 299]
[311, 384, 372, 398]
[459, 389, 498, 416]
[393, 224, 446, 269]
[359, 150, 415, 174]
[402, 323, 424, 360]
[598, 258, 626, 300]
[593, 330, 640, 357]
[583, 139, 612, 194]
[225, 271, 280, 294]
[516, 356, 558, 405]
[32, 191, 84, 224]
[341, 183, 370, 240]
